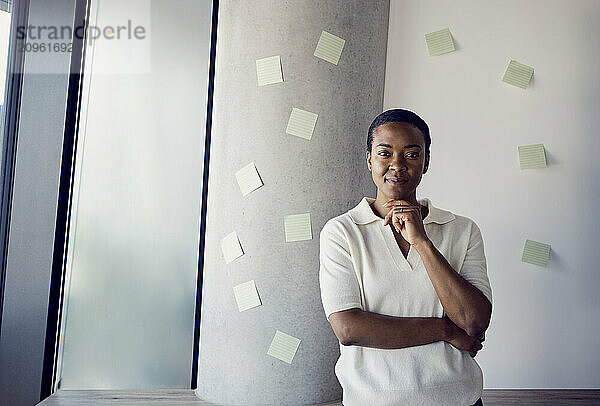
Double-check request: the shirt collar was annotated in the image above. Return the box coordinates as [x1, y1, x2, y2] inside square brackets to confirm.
[348, 196, 456, 225]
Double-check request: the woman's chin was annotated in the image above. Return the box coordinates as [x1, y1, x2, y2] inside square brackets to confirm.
[385, 191, 411, 201]
[383, 185, 412, 198]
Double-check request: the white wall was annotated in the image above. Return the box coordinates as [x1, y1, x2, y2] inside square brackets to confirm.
[384, 0, 600, 388]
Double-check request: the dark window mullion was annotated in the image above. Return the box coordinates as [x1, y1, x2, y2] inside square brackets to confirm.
[191, 0, 219, 390]
[40, 0, 91, 400]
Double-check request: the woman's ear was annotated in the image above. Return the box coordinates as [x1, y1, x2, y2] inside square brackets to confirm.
[423, 153, 430, 174]
[366, 151, 372, 171]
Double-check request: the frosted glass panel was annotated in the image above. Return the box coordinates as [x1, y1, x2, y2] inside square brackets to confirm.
[55, 0, 212, 389]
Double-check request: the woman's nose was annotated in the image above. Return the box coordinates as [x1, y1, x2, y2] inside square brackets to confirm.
[389, 155, 407, 171]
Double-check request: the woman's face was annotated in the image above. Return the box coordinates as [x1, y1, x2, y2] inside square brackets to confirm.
[366, 122, 429, 201]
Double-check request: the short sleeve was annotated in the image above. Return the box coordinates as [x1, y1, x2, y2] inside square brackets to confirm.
[319, 220, 363, 321]
[459, 221, 493, 306]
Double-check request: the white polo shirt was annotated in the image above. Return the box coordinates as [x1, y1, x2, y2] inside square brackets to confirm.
[319, 197, 492, 406]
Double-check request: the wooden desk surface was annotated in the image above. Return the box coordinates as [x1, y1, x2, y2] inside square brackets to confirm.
[36, 390, 342, 406]
[37, 389, 600, 405]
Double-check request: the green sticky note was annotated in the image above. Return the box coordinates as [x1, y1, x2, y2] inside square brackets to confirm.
[286, 108, 318, 140]
[256, 55, 283, 86]
[522, 239, 551, 267]
[503, 60, 534, 89]
[425, 28, 455, 56]
[518, 144, 547, 169]
[314, 30, 346, 65]
[267, 330, 301, 364]
[284, 213, 312, 242]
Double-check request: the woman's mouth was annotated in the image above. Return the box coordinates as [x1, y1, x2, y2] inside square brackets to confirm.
[385, 178, 408, 184]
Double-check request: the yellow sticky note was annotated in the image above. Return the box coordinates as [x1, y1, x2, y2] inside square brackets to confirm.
[284, 213, 312, 242]
[256, 55, 283, 86]
[235, 162, 264, 196]
[522, 239, 551, 267]
[267, 330, 301, 364]
[314, 30, 345, 65]
[221, 231, 244, 264]
[233, 280, 261, 312]
[425, 28, 455, 56]
[503, 60, 534, 89]
[286, 108, 318, 140]
[518, 144, 547, 169]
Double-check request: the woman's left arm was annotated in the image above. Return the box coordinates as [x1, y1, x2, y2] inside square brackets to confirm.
[384, 200, 492, 338]
[414, 238, 492, 337]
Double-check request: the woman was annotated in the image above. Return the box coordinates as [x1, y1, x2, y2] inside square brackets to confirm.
[319, 109, 492, 406]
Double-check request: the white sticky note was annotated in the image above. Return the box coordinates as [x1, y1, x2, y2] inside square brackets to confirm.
[424, 28, 455, 56]
[284, 213, 312, 242]
[235, 162, 264, 196]
[314, 30, 345, 65]
[221, 231, 244, 264]
[502, 60, 534, 89]
[267, 330, 301, 364]
[256, 55, 283, 86]
[286, 108, 318, 140]
[233, 280, 261, 312]
[518, 144, 547, 169]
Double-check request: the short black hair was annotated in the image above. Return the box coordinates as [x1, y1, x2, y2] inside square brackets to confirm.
[367, 109, 431, 156]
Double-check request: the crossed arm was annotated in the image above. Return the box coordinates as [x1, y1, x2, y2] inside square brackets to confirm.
[328, 238, 491, 350]
[416, 238, 492, 337]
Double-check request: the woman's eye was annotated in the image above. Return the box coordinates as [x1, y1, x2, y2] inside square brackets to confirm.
[377, 151, 390, 156]
[407, 152, 419, 158]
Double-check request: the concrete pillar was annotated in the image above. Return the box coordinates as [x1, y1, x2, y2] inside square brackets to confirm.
[196, 1, 389, 404]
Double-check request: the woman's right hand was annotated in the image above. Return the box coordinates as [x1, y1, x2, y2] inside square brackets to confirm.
[443, 315, 483, 358]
